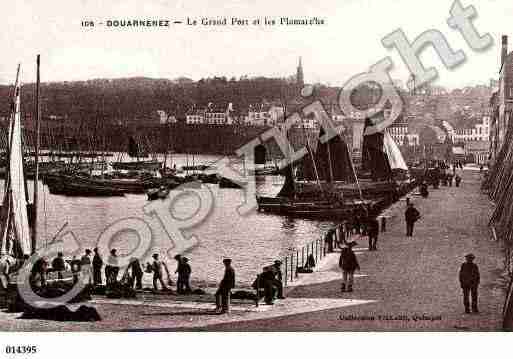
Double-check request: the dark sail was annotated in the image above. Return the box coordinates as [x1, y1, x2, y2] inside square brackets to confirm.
[254, 144, 267, 165]
[362, 118, 392, 181]
[299, 127, 353, 182]
[277, 164, 295, 197]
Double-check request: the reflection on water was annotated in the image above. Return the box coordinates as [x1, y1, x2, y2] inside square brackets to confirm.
[12, 154, 335, 287]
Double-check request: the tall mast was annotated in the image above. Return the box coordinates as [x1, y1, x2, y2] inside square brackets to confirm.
[32, 55, 41, 255]
[326, 104, 334, 183]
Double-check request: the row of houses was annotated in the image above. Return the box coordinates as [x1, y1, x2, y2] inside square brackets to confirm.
[154, 102, 323, 129]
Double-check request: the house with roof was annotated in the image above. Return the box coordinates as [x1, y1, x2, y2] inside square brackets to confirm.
[490, 35, 513, 160]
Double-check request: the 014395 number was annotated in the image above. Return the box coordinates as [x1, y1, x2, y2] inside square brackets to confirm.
[4, 345, 38, 355]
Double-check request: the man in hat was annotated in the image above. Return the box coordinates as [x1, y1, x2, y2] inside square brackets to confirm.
[216, 258, 235, 313]
[459, 253, 480, 313]
[405, 202, 420, 237]
[339, 240, 360, 292]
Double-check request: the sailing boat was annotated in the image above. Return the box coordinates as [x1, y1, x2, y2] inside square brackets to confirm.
[110, 135, 161, 171]
[257, 125, 372, 219]
[0, 66, 33, 289]
[257, 112, 413, 219]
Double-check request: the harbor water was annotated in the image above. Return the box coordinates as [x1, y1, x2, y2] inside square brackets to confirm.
[14, 153, 335, 288]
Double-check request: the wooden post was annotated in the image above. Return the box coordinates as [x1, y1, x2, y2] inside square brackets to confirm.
[32, 55, 41, 255]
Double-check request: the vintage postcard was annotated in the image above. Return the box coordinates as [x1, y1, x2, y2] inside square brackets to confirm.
[0, 0, 512, 355]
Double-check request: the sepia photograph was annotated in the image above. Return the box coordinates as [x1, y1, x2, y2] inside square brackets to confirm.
[0, 0, 512, 355]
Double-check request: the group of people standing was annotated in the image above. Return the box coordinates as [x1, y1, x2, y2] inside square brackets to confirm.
[40, 248, 192, 294]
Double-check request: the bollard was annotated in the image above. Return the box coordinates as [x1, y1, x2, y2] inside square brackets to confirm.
[296, 250, 299, 278]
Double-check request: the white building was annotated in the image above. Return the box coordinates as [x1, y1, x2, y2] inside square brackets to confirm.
[453, 115, 490, 142]
[185, 103, 234, 125]
[155, 110, 178, 124]
[186, 109, 205, 125]
[245, 104, 285, 127]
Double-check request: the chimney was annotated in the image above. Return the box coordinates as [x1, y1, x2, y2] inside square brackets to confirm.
[502, 35, 508, 67]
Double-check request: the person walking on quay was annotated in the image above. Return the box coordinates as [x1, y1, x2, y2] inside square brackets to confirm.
[459, 253, 480, 314]
[455, 174, 462, 187]
[366, 216, 380, 251]
[339, 240, 360, 292]
[51, 252, 66, 280]
[216, 258, 235, 313]
[447, 172, 453, 187]
[152, 253, 168, 291]
[420, 182, 429, 198]
[405, 203, 421, 237]
[92, 247, 103, 286]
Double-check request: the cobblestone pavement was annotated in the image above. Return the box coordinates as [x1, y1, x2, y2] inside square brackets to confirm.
[0, 169, 506, 331]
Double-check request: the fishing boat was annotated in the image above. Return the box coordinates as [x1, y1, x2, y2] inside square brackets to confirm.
[257, 116, 412, 219]
[257, 124, 374, 218]
[1, 61, 89, 312]
[47, 180, 126, 197]
[110, 136, 161, 171]
[0, 67, 34, 285]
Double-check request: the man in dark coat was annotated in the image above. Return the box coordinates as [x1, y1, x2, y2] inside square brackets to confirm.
[180, 257, 192, 294]
[259, 266, 277, 305]
[459, 253, 480, 313]
[272, 260, 285, 299]
[339, 241, 360, 292]
[216, 258, 235, 313]
[405, 203, 420, 237]
[92, 247, 103, 286]
[366, 217, 380, 251]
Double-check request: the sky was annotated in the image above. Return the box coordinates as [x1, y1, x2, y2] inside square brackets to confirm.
[0, 0, 510, 89]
